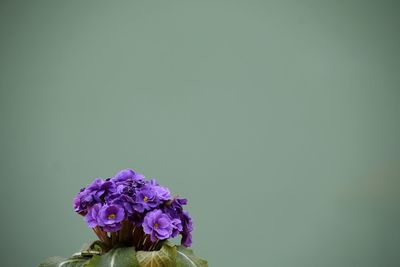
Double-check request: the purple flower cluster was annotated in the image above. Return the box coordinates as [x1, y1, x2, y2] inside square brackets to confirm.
[73, 169, 193, 247]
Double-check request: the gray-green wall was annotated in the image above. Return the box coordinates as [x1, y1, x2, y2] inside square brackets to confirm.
[1, 1, 399, 266]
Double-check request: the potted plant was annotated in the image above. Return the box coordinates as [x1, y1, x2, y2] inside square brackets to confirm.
[38, 169, 208, 267]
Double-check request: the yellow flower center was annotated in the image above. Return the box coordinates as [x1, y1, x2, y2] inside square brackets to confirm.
[108, 213, 116, 220]
[154, 223, 159, 229]
[143, 196, 149, 202]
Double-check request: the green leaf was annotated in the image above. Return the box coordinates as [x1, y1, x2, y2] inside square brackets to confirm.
[38, 256, 90, 267]
[86, 246, 139, 267]
[176, 246, 208, 267]
[136, 242, 177, 267]
[88, 241, 108, 254]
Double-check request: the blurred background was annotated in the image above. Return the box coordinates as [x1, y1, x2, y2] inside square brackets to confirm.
[1, 1, 399, 266]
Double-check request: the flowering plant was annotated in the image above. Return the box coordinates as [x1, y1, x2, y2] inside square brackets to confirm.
[38, 169, 207, 267]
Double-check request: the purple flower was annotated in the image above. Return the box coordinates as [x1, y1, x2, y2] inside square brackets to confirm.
[182, 210, 193, 231]
[171, 218, 183, 238]
[73, 178, 116, 213]
[86, 178, 115, 202]
[147, 179, 171, 201]
[181, 232, 192, 247]
[99, 204, 125, 224]
[108, 194, 135, 217]
[85, 203, 126, 232]
[181, 210, 193, 247]
[162, 197, 192, 245]
[73, 189, 87, 214]
[109, 169, 145, 200]
[163, 197, 187, 219]
[111, 169, 145, 183]
[85, 203, 102, 228]
[154, 186, 172, 201]
[134, 186, 159, 212]
[142, 209, 173, 242]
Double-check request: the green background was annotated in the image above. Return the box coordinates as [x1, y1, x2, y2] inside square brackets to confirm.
[1, 1, 399, 266]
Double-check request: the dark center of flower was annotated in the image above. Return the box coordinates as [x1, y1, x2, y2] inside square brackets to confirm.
[154, 223, 159, 229]
[108, 213, 116, 220]
[143, 196, 149, 202]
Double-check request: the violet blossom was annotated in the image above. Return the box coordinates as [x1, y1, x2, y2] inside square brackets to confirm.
[73, 168, 194, 249]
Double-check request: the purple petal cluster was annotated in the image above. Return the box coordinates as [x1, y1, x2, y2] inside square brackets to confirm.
[73, 168, 193, 247]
